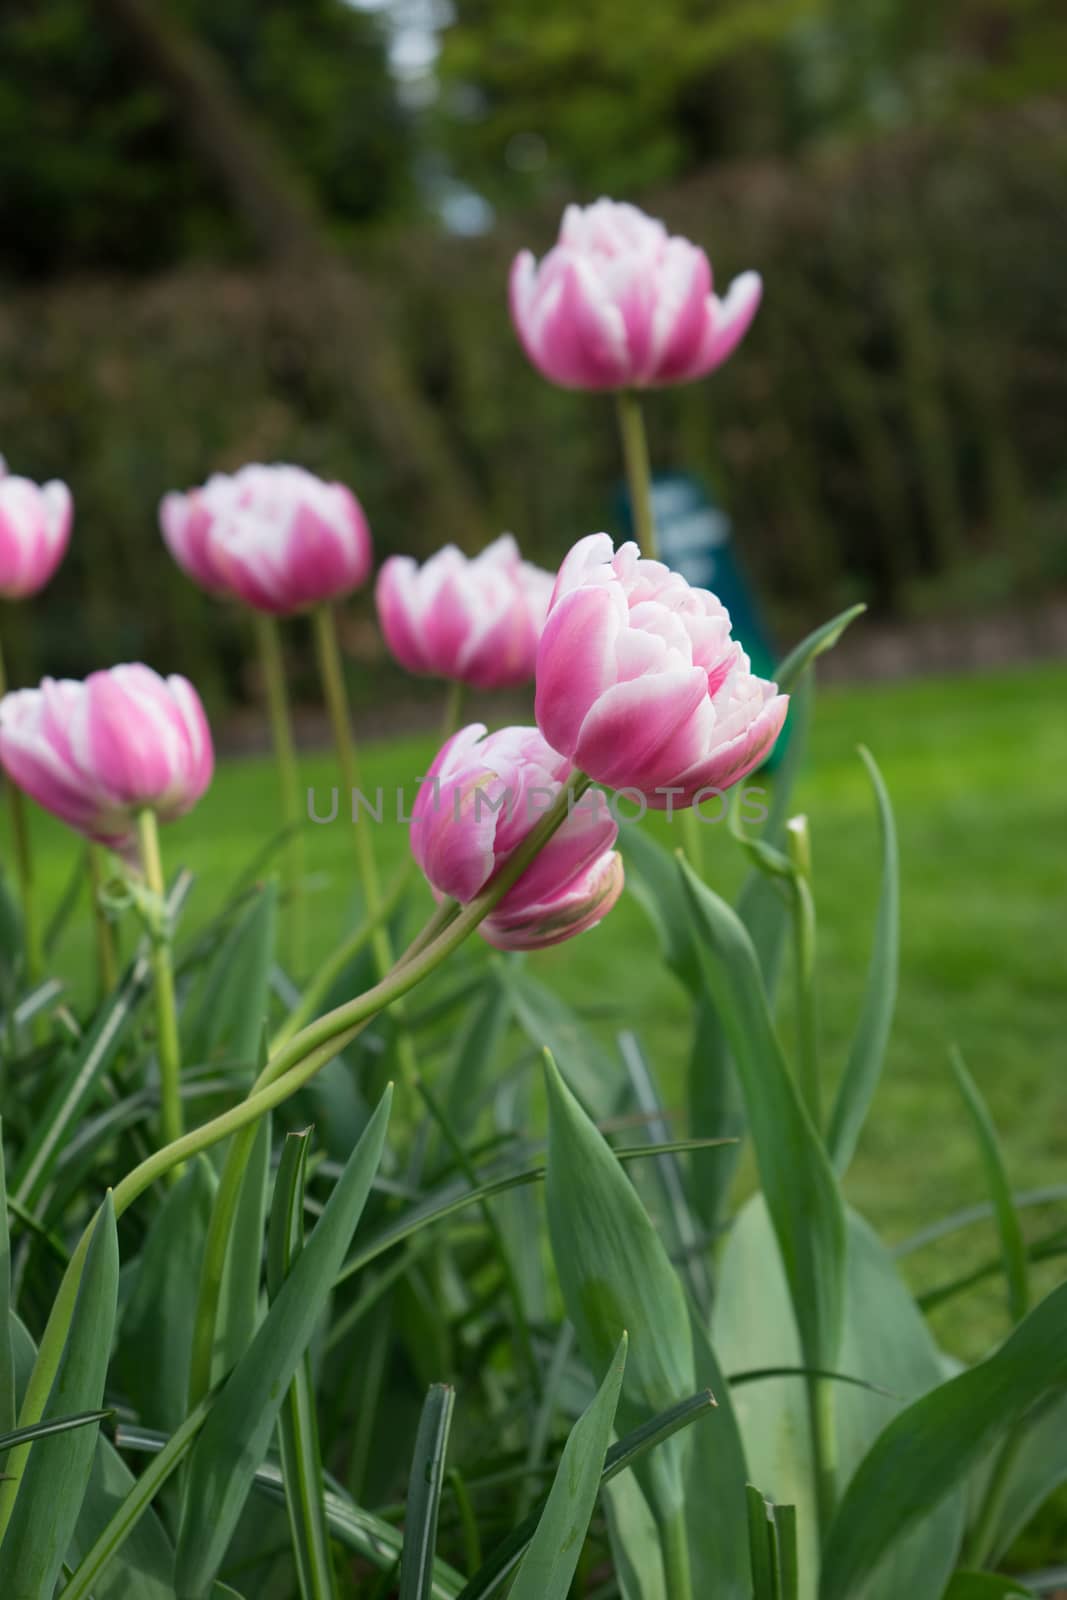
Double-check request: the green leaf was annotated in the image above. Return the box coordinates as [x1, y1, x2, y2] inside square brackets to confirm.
[0, 1407, 112, 1451]
[680, 862, 846, 1373]
[399, 1384, 456, 1600]
[773, 604, 866, 693]
[441, 968, 511, 1143]
[684, 1309, 751, 1600]
[508, 1334, 626, 1600]
[942, 1575, 1036, 1598]
[949, 1046, 1029, 1324]
[974, 1391, 1067, 1564]
[826, 746, 900, 1175]
[212, 1109, 272, 1383]
[714, 1201, 963, 1600]
[183, 882, 277, 1070]
[820, 1280, 1067, 1600]
[0, 1195, 118, 1599]
[11, 956, 151, 1209]
[604, 1470, 665, 1600]
[543, 1050, 695, 1525]
[455, 1390, 715, 1600]
[62, 1399, 212, 1600]
[175, 1086, 392, 1598]
[0, 1128, 15, 1435]
[116, 1155, 217, 1434]
[266, 1130, 336, 1600]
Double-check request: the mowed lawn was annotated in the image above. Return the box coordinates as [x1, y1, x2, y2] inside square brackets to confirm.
[7, 659, 1066, 1358]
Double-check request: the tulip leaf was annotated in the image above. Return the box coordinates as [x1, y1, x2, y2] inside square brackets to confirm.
[504, 967, 617, 1117]
[175, 1085, 392, 1598]
[211, 1108, 272, 1384]
[715, 1199, 963, 1600]
[0, 1129, 14, 1435]
[973, 1390, 1067, 1565]
[266, 1129, 336, 1600]
[442, 967, 511, 1144]
[542, 1049, 695, 1525]
[820, 1279, 1067, 1600]
[949, 1046, 1029, 1325]
[454, 1390, 715, 1600]
[62, 1400, 212, 1600]
[116, 1155, 217, 1434]
[679, 861, 846, 1374]
[826, 745, 900, 1175]
[399, 1384, 456, 1600]
[605, 1469, 666, 1600]
[507, 1334, 626, 1600]
[942, 1576, 1036, 1599]
[773, 603, 866, 694]
[684, 1308, 751, 1600]
[183, 881, 277, 1071]
[0, 1406, 112, 1451]
[0, 1194, 118, 1599]
[11, 953, 152, 1210]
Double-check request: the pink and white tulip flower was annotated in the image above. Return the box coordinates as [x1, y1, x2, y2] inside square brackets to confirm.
[510, 198, 762, 391]
[160, 463, 373, 614]
[535, 534, 787, 807]
[376, 535, 555, 690]
[411, 723, 623, 950]
[0, 461, 73, 599]
[0, 665, 213, 847]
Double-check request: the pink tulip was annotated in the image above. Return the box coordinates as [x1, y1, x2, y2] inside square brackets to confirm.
[376, 535, 555, 689]
[510, 198, 762, 391]
[160, 463, 373, 614]
[0, 461, 72, 599]
[410, 722, 623, 950]
[0, 665, 213, 847]
[535, 534, 787, 807]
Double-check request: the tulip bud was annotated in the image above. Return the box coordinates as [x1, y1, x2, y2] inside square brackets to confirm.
[160, 463, 373, 614]
[376, 534, 554, 689]
[0, 665, 213, 847]
[410, 723, 623, 950]
[0, 461, 72, 599]
[535, 533, 787, 807]
[510, 198, 762, 392]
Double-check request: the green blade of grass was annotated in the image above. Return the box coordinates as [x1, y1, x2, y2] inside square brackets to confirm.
[399, 1384, 456, 1600]
[950, 1046, 1029, 1324]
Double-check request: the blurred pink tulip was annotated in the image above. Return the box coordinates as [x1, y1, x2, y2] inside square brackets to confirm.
[410, 722, 623, 950]
[510, 198, 762, 391]
[535, 533, 787, 807]
[0, 461, 72, 599]
[0, 665, 213, 847]
[376, 535, 554, 689]
[160, 463, 373, 614]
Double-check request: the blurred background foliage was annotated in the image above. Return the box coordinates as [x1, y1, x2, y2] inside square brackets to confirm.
[0, 0, 1065, 706]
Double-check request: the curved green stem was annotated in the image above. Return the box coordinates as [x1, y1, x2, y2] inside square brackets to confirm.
[615, 390, 659, 561]
[255, 612, 305, 973]
[136, 809, 183, 1157]
[441, 680, 465, 742]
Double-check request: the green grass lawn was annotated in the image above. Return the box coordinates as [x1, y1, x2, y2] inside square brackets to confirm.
[7, 660, 1066, 1360]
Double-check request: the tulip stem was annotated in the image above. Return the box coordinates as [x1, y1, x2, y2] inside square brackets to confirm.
[442, 679, 465, 742]
[786, 816, 821, 1129]
[87, 844, 118, 997]
[0, 770, 589, 1533]
[615, 390, 660, 561]
[0, 631, 42, 993]
[254, 612, 305, 974]
[136, 808, 184, 1160]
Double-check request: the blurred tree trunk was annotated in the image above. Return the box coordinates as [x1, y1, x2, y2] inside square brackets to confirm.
[90, 0, 486, 548]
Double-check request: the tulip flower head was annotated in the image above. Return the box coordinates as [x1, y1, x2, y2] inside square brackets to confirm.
[510, 198, 762, 392]
[160, 463, 373, 614]
[0, 460, 73, 599]
[377, 535, 554, 689]
[0, 665, 213, 847]
[535, 533, 787, 807]
[410, 722, 623, 950]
